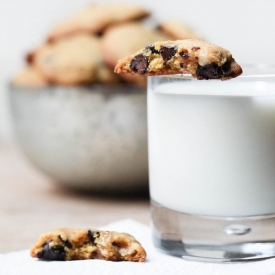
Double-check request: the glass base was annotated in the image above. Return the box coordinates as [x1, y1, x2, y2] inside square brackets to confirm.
[151, 200, 275, 262]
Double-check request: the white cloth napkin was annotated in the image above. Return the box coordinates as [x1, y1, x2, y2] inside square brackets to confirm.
[1, 219, 275, 275]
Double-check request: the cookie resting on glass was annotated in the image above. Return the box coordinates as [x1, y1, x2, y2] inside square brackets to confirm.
[114, 39, 242, 80]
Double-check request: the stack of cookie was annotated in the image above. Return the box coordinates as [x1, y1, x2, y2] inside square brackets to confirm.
[12, 4, 200, 87]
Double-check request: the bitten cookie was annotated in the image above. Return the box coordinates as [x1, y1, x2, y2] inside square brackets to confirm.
[114, 39, 243, 80]
[101, 22, 170, 85]
[12, 66, 48, 87]
[48, 4, 150, 42]
[159, 21, 200, 40]
[33, 33, 119, 85]
[30, 228, 146, 262]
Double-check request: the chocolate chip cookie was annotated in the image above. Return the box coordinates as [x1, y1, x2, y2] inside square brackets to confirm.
[33, 33, 119, 85]
[12, 66, 48, 87]
[114, 39, 242, 80]
[95, 64, 121, 84]
[30, 228, 146, 262]
[48, 4, 150, 42]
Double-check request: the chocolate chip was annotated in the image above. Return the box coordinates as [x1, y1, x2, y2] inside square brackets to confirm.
[130, 54, 149, 74]
[91, 251, 98, 258]
[146, 45, 159, 54]
[112, 241, 127, 248]
[112, 241, 122, 248]
[37, 243, 66, 261]
[180, 63, 184, 68]
[196, 63, 223, 80]
[160, 45, 177, 62]
[87, 230, 95, 245]
[179, 51, 189, 58]
[221, 61, 231, 73]
[88, 230, 100, 246]
[191, 46, 200, 51]
[58, 235, 72, 249]
[25, 52, 34, 63]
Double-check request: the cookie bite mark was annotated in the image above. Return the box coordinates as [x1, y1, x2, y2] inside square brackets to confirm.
[130, 54, 149, 74]
[160, 45, 177, 62]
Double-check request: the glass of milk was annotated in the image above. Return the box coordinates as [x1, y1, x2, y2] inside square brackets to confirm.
[148, 65, 275, 262]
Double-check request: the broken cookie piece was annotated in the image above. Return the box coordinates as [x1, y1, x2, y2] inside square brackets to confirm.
[30, 228, 146, 262]
[114, 39, 242, 80]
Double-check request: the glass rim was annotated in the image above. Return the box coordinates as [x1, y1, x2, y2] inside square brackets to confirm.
[148, 64, 275, 81]
[148, 64, 275, 97]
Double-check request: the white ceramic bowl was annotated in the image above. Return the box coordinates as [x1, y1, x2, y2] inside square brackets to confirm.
[9, 85, 148, 192]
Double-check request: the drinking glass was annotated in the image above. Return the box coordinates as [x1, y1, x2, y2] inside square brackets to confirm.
[148, 65, 275, 262]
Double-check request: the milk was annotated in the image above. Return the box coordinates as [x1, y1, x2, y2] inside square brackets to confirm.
[148, 76, 275, 217]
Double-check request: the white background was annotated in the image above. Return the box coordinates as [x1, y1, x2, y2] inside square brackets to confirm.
[1, 0, 275, 141]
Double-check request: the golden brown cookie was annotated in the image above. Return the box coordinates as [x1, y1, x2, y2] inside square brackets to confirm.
[95, 64, 121, 84]
[30, 228, 146, 262]
[12, 66, 48, 87]
[115, 39, 243, 80]
[101, 22, 170, 85]
[159, 21, 200, 40]
[48, 4, 150, 42]
[33, 33, 119, 85]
